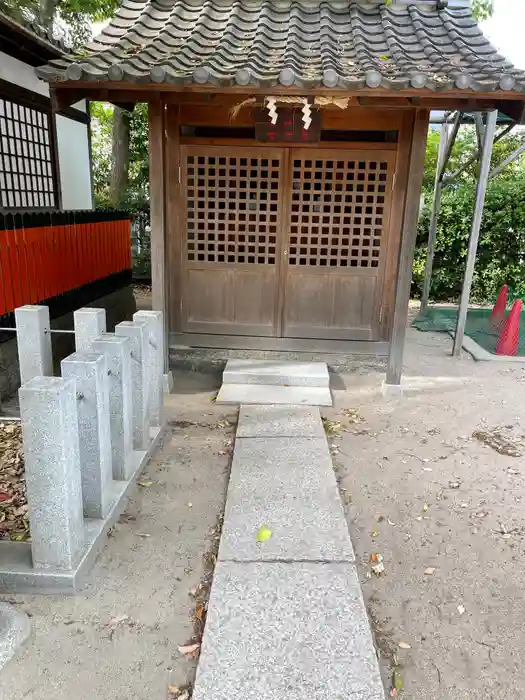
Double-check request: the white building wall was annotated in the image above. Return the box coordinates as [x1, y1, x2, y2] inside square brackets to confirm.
[0, 51, 49, 96]
[0, 51, 93, 210]
[56, 115, 93, 210]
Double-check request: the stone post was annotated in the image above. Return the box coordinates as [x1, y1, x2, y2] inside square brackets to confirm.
[133, 310, 163, 427]
[91, 334, 133, 480]
[18, 377, 84, 570]
[115, 321, 150, 451]
[74, 308, 107, 351]
[14, 305, 53, 385]
[61, 352, 112, 519]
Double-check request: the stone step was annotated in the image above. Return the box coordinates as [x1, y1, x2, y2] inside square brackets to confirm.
[215, 383, 333, 406]
[222, 359, 330, 387]
[192, 561, 385, 700]
[219, 437, 354, 563]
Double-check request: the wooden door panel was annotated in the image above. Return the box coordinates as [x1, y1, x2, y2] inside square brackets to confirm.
[284, 272, 377, 340]
[184, 267, 278, 336]
[282, 149, 395, 340]
[181, 146, 284, 336]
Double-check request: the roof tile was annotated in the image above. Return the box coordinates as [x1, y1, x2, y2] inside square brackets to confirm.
[37, 0, 525, 93]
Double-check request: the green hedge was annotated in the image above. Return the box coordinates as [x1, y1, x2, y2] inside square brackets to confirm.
[413, 174, 525, 303]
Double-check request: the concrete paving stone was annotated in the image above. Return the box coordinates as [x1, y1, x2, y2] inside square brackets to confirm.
[237, 404, 325, 438]
[192, 561, 384, 700]
[0, 603, 31, 670]
[222, 359, 330, 387]
[216, 384, 333, 406]
[219, 437, 354, 562]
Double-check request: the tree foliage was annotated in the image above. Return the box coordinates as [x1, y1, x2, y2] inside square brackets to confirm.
[2, 0, 119, 47]
[90, 102, 149, 212]
[415, 123, 525, 303]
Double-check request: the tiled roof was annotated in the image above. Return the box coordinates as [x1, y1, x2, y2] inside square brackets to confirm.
[0, 10, 71, 58]
[37, 0, 525, 93]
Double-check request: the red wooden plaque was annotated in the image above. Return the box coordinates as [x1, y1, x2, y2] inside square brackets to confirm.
[254, 107, 321, 143]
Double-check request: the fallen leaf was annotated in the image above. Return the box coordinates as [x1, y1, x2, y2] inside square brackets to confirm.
[178, 643, 200, 656]
[137, 481, 153, 488]
[424, 567, 436, 575]
[398, 641, 411, 650]
[372, 530, 380, 538]
[423, 502, 429, 512]
[392, 669, 404, 693]
[457, 605, 466, 616]
[195, 605, 205, 620]
[167, 686, 180, 694]
[256, 525, 272, 543]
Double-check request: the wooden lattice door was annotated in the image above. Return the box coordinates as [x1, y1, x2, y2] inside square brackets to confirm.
[181, 146, 285, 336]
[282, 150, 395, 340]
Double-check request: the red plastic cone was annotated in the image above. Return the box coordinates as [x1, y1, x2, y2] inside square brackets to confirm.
[489, 285, 508, 332]
[496, 299, 522, 356]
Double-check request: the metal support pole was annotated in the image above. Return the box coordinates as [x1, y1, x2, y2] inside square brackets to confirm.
[443, 124, 514, 187]
[489, 142, 525, 180]
[420, 122, 449, 315]
[453, 110, 498, 357]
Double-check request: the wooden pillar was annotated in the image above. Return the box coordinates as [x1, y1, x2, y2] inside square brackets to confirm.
[148, 100, 168, 372]
[165, 104, 181, 332]
[385, 109, 430, 388]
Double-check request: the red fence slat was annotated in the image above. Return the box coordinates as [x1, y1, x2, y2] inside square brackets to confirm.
[0, 216, 132, 316]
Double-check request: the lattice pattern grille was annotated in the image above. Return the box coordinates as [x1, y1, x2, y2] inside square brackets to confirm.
[186, 154, 281, 264]
[0, 98, 56, 210]
[288, 157, 390, 268]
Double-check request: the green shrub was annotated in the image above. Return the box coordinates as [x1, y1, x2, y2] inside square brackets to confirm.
[413, 174, 525, 304]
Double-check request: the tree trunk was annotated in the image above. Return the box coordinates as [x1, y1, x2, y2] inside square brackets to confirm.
[110, 107, 131, 208]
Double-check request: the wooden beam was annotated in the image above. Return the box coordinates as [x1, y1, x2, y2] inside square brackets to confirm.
[53, 80, 525, 102]
[148, 99, 168, 370]
[386, 108, 430, 387]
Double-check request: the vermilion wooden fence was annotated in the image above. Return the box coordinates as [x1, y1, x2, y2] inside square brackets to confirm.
[0, 211, 132, 316]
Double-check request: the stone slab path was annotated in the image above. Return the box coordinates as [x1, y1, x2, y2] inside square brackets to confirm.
[216, 360, 333, 406]
[193, 405, 384, 700]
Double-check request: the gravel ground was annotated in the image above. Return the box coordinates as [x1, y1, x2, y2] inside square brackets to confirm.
[0, 372, 232, 700]
[325, 325, 525, 700]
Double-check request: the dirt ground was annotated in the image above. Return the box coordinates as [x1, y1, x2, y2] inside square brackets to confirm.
[0, 372, 231, 700]
[324, 324, 525, 700]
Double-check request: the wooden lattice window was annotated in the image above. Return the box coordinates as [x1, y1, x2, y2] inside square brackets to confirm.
[288, 157, 389, 268]
[186, 154, 280, 264]
[0, 98, 57, 210]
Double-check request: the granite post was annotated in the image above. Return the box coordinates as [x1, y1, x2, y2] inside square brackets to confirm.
[133, 310, 163, 427]
[91, 334, 133, 480]
[61, 352, 113, 519]
[18, 376, 84, 570]
[115, 321, 150, 451]
[74, 308, 107, 351]
[15, 305, 53, 385]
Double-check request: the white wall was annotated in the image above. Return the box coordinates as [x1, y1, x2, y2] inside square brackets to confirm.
[0, 51, 49, 96]
[0, 51, 93, 210]
[56, 115, 93, 210]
